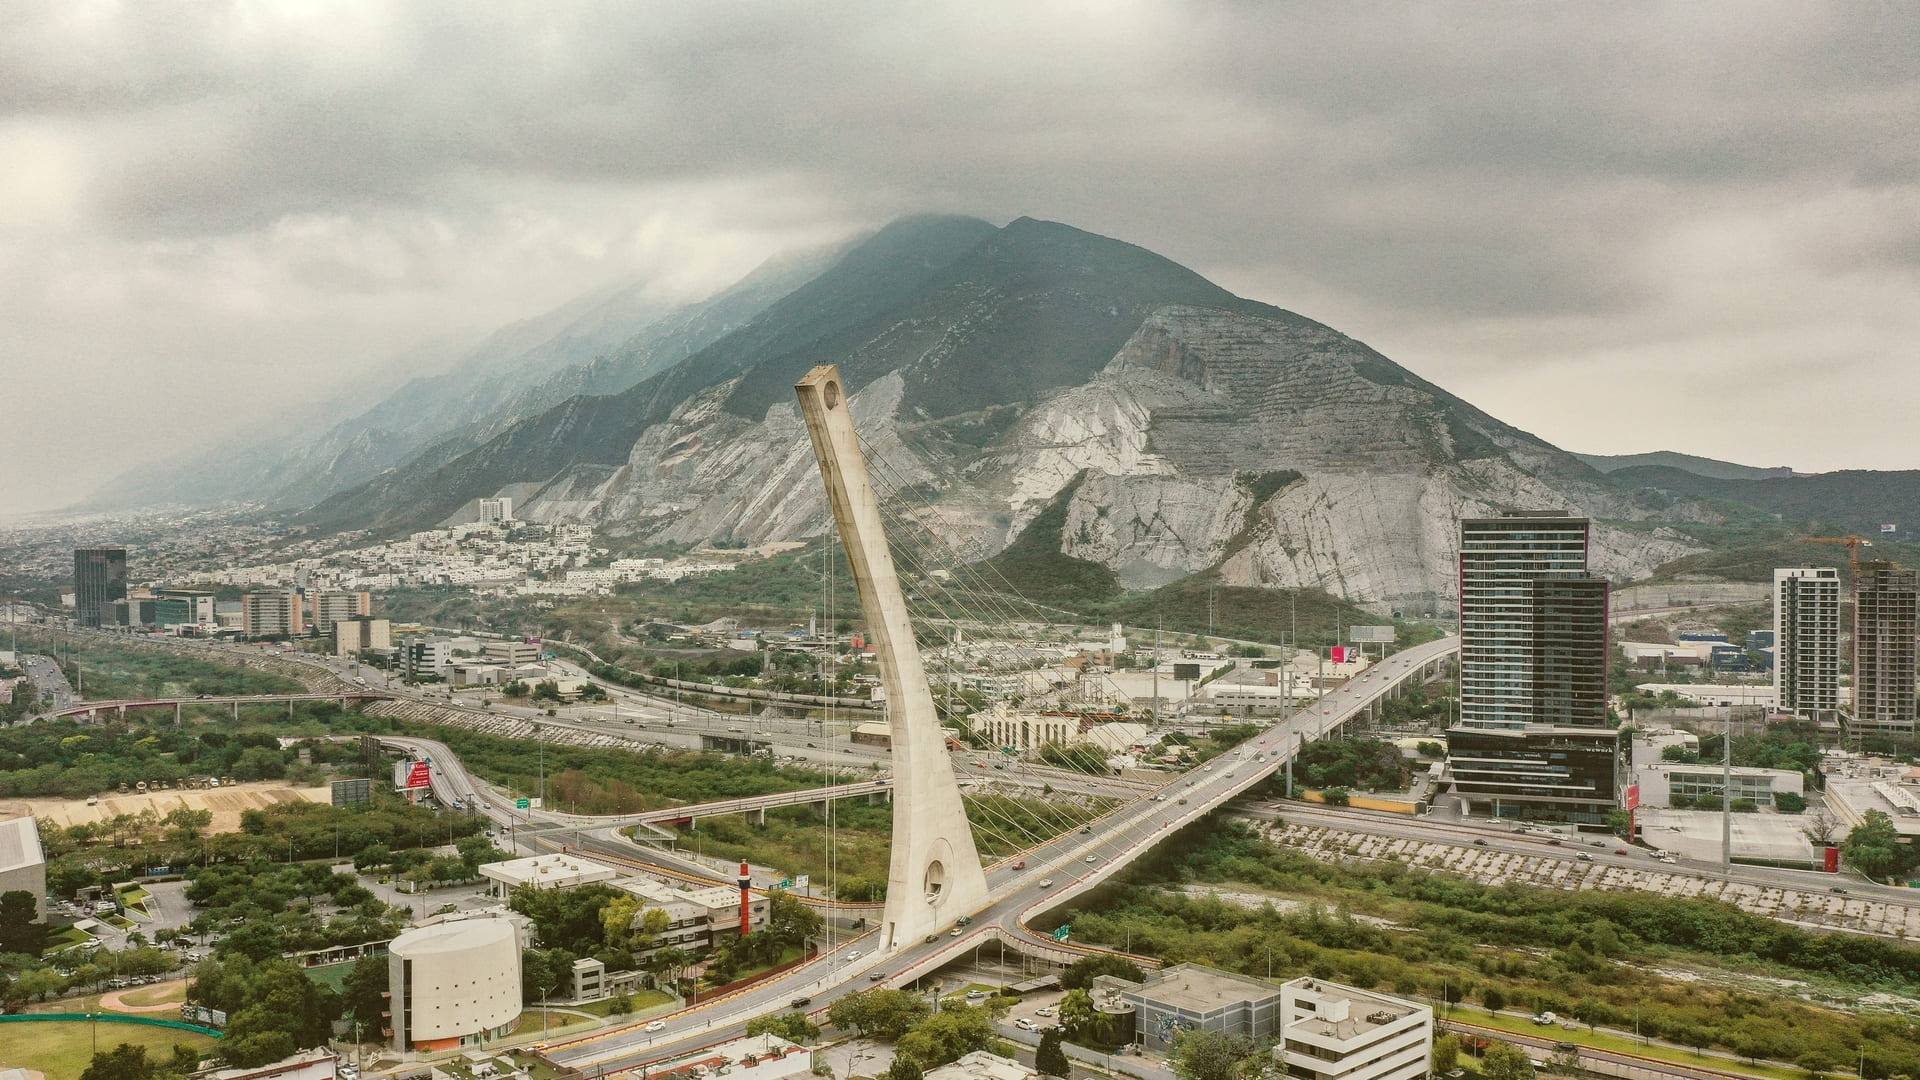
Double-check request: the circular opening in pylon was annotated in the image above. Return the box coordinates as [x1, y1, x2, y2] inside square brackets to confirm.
[824, 380, 841, 409]
[924, 859, 945, 900]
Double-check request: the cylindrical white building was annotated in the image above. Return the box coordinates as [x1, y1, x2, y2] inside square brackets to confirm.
[388, 918, 522, 1052]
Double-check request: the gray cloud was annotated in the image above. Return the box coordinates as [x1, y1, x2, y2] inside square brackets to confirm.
[2, 0, 1917, 513]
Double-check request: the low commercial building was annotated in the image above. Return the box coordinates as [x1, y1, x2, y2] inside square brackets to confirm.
[1274, 978, 1431, 1080]
[613, 876, 767, 958]
[1113, 962, 1285, 1052]
[925, 1052, 1038, 1080]
[387, 917, 522, 1052]
[1446, 725, 1621, 825]
[1633, 763, 1804, 809]
[478, 854, 620, 898]
[483, 639, 542, 665]
[0, 816, 46, 919]
[646, 1034, 810, 1080]
[401, 636, 455, 681]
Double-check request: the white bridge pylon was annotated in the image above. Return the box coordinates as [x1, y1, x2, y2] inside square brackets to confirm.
[795, 365, 990, 951]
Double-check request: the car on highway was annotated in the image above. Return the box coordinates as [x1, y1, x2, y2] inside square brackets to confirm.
[1576, 853, 1593, 861]
[1012, 860, 1027, 869]
[949, 928, 962, 936]
[1614, 848, 1629, 855]
[1084, 854, 1098, 863]
[791, 996, 813, 1008]
[869, 972, 886, 982]
[1080, 825, 1092, 834]
[645, 1020, 667, 1032]
[1472, 839, 1488, 846]
[1039, 878, 1054, 888]
[1830, 886, 1848, 894]
[846, 950, 862, 960]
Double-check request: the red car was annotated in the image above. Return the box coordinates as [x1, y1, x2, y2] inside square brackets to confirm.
[1012, 860, 1027, 870]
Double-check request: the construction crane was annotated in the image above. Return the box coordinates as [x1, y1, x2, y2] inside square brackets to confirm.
[1799, 535, 1873, 568]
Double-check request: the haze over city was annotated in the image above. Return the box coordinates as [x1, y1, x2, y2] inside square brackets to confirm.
[2, 2, 1917, 514]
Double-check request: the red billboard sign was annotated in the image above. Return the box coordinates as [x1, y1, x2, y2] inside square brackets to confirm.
[1624, 785, 1639, 811]
[406, 761, 431, 789]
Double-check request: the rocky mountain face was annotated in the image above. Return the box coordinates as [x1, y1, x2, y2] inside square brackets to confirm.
[305, 215, 1707, 609]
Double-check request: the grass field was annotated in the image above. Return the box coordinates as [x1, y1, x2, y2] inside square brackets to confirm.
[0, 1018, 217, 1078]
[303, 962, 354, 993]
[120, 981, 189, 1008]
[1451, 1008, 1800, 1080]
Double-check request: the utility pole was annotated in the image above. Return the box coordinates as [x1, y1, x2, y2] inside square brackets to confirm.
[1722, 725, 1732, 870]
[1152, 619, 1161, 724]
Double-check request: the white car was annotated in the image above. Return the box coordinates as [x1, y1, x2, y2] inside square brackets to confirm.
[847, 950, 862, 960]
[1016, 1018, 1037, 1031]
[645, 1020, 667, 1032]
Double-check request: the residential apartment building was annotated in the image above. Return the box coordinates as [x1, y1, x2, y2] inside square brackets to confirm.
[1457, 513, 1608, 730]
[334, 616, 392, 657]
[73, 547, 127, 628]
[1854, 562, 1918, 736]
[240, 591, 304, 638]
[308, 590, 372, 637]
[1274, 978, 1432, 1080]
[1774, 567, 1842, 722]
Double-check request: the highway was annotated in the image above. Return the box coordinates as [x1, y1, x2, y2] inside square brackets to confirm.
[541, 635, 1461, 1075]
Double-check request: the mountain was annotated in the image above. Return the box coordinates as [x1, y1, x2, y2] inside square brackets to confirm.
[302, 215, 1708, 608]
[1574, 451, 1795, 482]
[79, 246, 841, 513]
[1605, 466, 1920, 537]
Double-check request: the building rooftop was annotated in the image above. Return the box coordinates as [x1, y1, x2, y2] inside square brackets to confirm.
[1130, 963, 1280, 1014]
[1283, 977, 1426, 1042]
[389, 915, 517, 956]
[479, 853, 619, 890]
[924, 1052, 1038, 1080]
[0, 816, 44, 875]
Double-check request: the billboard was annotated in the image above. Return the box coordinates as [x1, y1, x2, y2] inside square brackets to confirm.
[403, 760, 431, 789]
[1330, 646, 1354, 664]
[1350, 625, 1396, 643]
[1172, 663, 1201, 681]
[331, 778, 371, 807]
[1623, 784, 1639, 811]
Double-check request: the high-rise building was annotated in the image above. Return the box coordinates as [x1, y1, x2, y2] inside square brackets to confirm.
[73, 548, 127, 629]
[1774, 567, 1842, 722]
[1853, 561, 1918, 736]
[335, 617, 393, 657]
[1457, 512, 1609, 729]
[309, 590, 373, 636]
[478, 497, 513, 524]
[241, 591, 305, 638]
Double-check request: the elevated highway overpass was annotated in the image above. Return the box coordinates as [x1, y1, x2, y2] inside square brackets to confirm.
[543, 634, 1459, 1075]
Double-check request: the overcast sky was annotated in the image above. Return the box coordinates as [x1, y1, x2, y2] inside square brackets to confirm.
[3, 2, 1916, 515]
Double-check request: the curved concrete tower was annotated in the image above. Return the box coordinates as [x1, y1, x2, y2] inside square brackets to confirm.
[795, 365, 989, 951]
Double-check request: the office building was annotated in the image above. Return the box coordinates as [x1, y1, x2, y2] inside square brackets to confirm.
[401, 636, 455, 681]
[611, 876, 769, 958]
[482, 639, 541, 665]
[1774, 568, 1842, 722]
[1457, 513, 1608, 729]
[1854, 562, 1918, 736]
[240, 591, 305, 638]
[308, 590, 372, 637]
[1109, 962, 1285, 1052]
[387, 917, 522, 1052]
[1632, 761, 1804, 809]
[73, 547, 127, 629]
[155, 589, 216, 627]
[1446, 725, 1621, 824]
[479, 854, 619, 897]
[104, 597, 157, 627]
[1274, 978, 1432, 1080]
[335, 617, 392, 657]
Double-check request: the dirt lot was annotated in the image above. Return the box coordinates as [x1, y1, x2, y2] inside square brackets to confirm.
[7, 780, 331, 832]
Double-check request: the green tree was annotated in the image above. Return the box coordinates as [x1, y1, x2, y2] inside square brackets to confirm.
[80, 1043, 155, 1080]
[1433, 1035, 1460, 1075]
[827, 989, 928, 1039]
[1844, 810, 1915, 881]
[0, 890, 47, 955]
[1170, 1030, 1254, 1080]
[885, 1058, 924, 1080]
[747, 1010, 823, 1043]
[1481, 986, 1507, 1013]
[1060, 953, 1146, 990]
[1058, 988, 1097, 1036]
[895, 1008, 998, 1068]
[340, 954, 389, 1029]
[1037, 1028, 1072, 1078]
[1482, 1042, 1535, 1080]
